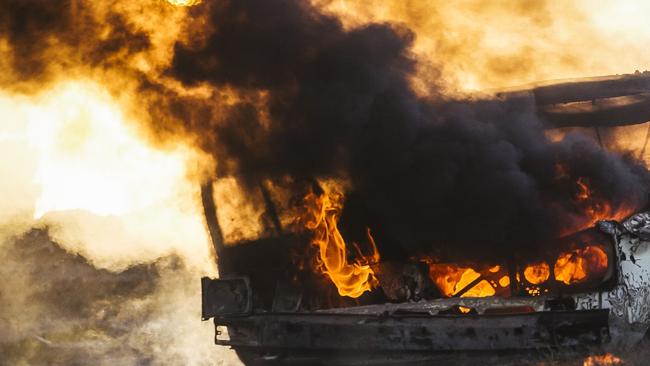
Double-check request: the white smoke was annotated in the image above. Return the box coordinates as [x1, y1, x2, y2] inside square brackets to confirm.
[0, 81, 241, 365]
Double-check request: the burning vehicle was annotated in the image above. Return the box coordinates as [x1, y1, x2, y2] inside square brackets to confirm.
[201, 72, 650, 365]
[5, 0, 650, 365]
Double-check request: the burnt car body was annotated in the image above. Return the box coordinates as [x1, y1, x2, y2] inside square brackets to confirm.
[201, 72, 650, 365]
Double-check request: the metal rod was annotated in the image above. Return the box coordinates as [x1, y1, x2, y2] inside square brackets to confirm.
[639, 122, 650, 160]
[201, 180, 225, 271]
[452, 275, 484, 298]
[594, 126, 604, 148]
[507, 257, 518, 296]
[259, 180, 283, 235]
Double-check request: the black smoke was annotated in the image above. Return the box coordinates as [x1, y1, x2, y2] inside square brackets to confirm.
[1, 0, 647, 261]
[165, 0, 650, 261]
[0, 0, 150, 90]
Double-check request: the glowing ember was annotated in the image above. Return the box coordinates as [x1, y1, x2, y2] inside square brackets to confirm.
[554, 245, 608, 285]
[523, 262, 550, 285]
[525, 286, 542, 296]
[498, 275, 510, 288]
[583, 353, 623, 366]
[303, 189, 379, 298]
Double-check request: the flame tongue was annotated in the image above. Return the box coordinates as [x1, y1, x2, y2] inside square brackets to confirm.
[568, 176, 635, 234]
[554, 245, 608, 285]
[427, 264, 497, 298]
[303, 190, 379, 298]
[523, 262, 550, 285]
[427, 241, 610, 298]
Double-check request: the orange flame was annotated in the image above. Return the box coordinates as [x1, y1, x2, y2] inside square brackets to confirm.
[498, 275, 510, 288]
[463, 279, 496, 297]
[576, 177, 591, 201]
[574, 177, 634, 230]
[427, 263, 468, 297]
[303, 190, 379, 298]
[166, 0, 202, 6]
[427, 243, 608, 297]
[427, 264, 496, 298]
[523, 262, 550, 285]
[554, 245, 608, 285]
[553, 171, 635, 237]
[583, 353, 623, 366]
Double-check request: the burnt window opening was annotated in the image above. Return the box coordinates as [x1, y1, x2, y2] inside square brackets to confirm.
[202, 178, 619, 313]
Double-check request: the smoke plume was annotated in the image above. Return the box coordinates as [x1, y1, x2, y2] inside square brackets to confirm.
[159, 0, 650, 260]
[0, 229, 240, 365]
[0, 1, 233, 363]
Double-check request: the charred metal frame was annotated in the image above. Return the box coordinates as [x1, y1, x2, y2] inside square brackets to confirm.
[213, 310, 609, 351]
[200, 72, 650, 364]
[501, 71, 650, 128]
